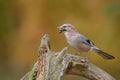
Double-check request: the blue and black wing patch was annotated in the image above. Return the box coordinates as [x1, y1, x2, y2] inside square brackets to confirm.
[77, 36, 94, 46]
[82, 39, 94, 46]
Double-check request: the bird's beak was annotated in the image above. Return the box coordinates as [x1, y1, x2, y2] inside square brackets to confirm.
[59, 30, 63, 33]
[57, 26, 63, 34]
[57, 26, 67, 34]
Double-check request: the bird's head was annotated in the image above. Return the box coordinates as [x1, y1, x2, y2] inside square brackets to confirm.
[58, 24, 76, 33]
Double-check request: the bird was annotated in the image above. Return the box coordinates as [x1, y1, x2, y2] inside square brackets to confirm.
[58, 24, 115, 60]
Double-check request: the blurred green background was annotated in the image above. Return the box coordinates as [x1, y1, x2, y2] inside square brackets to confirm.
[0, 0, 120, 80]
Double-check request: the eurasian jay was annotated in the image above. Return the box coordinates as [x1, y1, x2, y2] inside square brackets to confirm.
[58, 24, 114, 60]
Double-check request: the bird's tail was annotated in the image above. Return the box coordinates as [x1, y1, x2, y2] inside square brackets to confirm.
[91, 47, 115, 59]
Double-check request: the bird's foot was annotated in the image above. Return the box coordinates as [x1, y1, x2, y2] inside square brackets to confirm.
[80, 57, 88, 63]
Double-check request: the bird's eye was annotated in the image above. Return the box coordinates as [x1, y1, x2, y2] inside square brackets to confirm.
[63, 26, 67, 28]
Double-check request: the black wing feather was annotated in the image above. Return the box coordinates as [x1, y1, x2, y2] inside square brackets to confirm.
[82, 39, 94, 46]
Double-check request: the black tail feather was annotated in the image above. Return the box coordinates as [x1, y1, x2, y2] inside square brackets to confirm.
[93, 49, 115, 59]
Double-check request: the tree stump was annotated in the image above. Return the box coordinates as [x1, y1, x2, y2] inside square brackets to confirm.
[20, 34, 116, 80]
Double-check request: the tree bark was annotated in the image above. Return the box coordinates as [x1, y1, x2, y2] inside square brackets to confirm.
[20, 34, 116, 80]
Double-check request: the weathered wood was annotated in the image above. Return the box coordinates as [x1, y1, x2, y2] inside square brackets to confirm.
[20, 34, 116, 80]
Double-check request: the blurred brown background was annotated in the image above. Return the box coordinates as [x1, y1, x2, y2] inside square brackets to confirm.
[0, 0, 120, 80]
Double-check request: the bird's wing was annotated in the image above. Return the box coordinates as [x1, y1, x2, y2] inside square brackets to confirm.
[77, 36, 94, 47]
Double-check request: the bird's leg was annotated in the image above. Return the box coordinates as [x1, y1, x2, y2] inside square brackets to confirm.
[80, 52, 89, 63]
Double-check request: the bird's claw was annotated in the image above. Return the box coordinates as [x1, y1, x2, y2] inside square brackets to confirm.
[80, 57, 88, 63]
